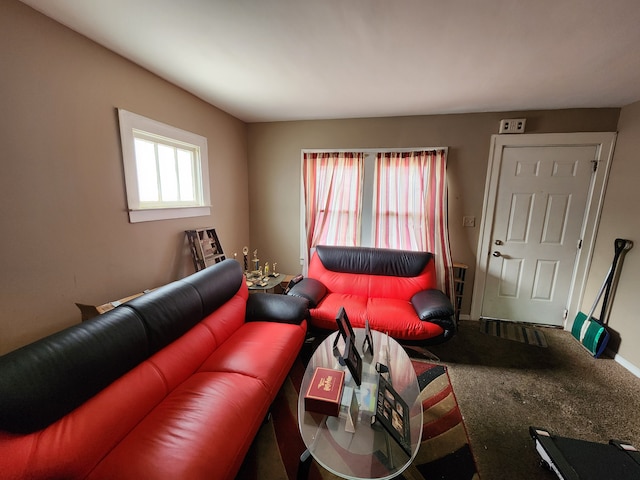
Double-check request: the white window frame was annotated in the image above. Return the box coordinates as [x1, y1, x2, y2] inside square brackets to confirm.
[118, 109, 211, 223]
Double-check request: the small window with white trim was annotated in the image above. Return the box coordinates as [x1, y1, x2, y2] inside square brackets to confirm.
[118, 109, 211, 223]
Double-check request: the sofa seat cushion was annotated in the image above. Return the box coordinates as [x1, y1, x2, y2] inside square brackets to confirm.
[310, 294, 446, 341]
[309, 293, 369, 330]
[367, 298, 445, 340]
[87, 372, 271, 480]
[0, 360, 171, 480]
[198, 321, 306, 396]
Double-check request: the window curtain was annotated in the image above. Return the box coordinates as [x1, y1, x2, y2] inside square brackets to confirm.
[373, 150, 454, 298]
[302, 152, 364, 272]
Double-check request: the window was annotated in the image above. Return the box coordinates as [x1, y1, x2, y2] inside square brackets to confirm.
[118, 109, 211, 223]
[301, 148, 453, 296]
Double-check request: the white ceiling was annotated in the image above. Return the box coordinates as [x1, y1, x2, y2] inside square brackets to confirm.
[19, 0, 640, 122]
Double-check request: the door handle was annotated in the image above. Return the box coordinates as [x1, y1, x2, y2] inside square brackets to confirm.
[492, 251, 502, 257]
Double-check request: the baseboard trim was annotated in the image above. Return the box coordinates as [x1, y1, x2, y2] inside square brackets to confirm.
[610, 351, 640, 379]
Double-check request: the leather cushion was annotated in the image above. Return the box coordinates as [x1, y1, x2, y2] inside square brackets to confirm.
[308, 294, 447, 341]
[180, 259, 243, 316]
[315, 245, 433, 277]
[86, 372, 271, 480]
[246, 293, 309, 324]
[199, 321, 306, 396]
[0, 308, 148, 433]
[411, 289, 455, 320]
[287, 278, 327, 307]
[125, 281, 203, 354]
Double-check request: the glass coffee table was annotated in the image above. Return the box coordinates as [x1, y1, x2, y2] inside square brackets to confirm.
[298, 328, 423, 480]
[246, 273, 285, 292]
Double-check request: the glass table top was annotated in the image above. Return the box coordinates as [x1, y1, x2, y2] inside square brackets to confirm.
[246, 272, 285, 290]
[298, 328, 423, 480]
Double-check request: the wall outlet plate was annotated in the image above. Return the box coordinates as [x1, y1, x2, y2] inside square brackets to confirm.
[499, 118, 526, 134]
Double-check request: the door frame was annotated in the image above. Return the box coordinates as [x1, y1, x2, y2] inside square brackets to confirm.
[470, 132, 617, 329]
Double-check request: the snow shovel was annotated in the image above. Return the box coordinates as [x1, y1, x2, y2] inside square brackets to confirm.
[571, 238, 633, 358]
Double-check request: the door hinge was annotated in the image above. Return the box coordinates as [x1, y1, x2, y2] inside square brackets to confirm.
[591, 160, 598, 172]
[577, 239, 582, 250]
[563, 309, 568, 320]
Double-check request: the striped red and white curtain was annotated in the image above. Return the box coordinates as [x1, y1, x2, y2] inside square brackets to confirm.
[302, 152, 364, 271]
[373, 150, 454, 298]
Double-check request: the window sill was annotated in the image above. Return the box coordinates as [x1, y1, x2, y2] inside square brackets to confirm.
[128, 206, 211, 223]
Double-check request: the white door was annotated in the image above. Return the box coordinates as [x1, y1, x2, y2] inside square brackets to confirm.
[472, 133, 616, 327]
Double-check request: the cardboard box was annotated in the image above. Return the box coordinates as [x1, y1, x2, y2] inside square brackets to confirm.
[75, 290, 152, 321]
[304, 367, 345, 417]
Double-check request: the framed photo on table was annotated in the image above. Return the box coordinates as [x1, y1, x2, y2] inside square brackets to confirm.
[333, 307, 355, 358]
[374, 375, 412, 456]
[362, 318, 374, 356]
[340, 336, 362, 386]
[336, 307, 354, 340]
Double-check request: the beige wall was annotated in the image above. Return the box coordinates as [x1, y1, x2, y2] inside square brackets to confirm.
[0, 1, 250, 354]
[247, 110, 619, 318]
[581, 100, 640, 369]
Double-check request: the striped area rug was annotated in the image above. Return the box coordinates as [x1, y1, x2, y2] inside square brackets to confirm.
[237, 360, 479, 480]
[480, 318, 548, 347]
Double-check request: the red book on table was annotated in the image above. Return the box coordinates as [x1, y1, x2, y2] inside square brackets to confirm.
[304, 367, 345, 417]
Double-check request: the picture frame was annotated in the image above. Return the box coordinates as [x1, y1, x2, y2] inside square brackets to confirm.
[333, 307, 355, 358]
[341, 336, 362, 386]
[374, 375, 412, 456]
[362, 318, 374, 356]
[335, 307, 355, 341]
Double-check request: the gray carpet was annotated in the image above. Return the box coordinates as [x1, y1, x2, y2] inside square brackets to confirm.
[424, 320, 640, 479]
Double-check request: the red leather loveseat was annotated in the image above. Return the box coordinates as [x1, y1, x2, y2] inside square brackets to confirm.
[288, 245, 455, 344]
[0, 259, 308, 480]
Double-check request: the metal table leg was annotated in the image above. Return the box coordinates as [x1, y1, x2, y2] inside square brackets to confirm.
[297, 448, 312, 480]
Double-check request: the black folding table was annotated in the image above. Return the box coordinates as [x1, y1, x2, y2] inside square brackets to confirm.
[530, 426, 640, 480]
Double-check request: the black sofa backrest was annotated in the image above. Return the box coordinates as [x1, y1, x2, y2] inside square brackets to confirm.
[125, 281, 203, 354]
[315, 245, 433, 277]
[0, 259, 245, 434]
[0, 307, 149, 433]
[125, 259, 243, 354]
[180, 259, 244, 316]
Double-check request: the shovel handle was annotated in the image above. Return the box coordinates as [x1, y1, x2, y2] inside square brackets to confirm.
[599, 239, 633, 323]
[614, 238, 633, 253]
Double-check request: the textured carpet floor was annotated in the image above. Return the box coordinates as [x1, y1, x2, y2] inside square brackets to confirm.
[426, 320, 640, 480]
[237, 359, 478, 479]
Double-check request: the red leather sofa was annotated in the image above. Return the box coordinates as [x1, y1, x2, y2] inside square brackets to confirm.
[0, 260, 308, 480]
[288, 245, 455, 343]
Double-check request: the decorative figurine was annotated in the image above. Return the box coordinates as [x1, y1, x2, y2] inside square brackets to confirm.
[264, 262, 270, 276]
[272, 262, 277, 276]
